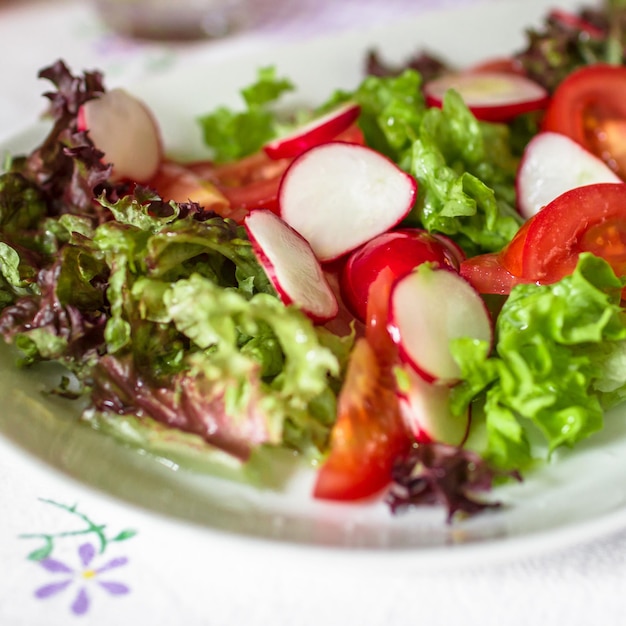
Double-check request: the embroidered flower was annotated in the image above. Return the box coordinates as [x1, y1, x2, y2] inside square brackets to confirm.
[34, 542, 129, 615]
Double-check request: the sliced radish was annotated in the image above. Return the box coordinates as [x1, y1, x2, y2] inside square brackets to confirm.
[263, 102, 361, 160]
[516, 131, 621, 219]
[279, 142, 417, 262]
[388, 264, 492, 384]
[424, 71, 549, 122]
[396, 365, 470, 446]
[340, 228, 461, 323]
[78, 88, 162, 183]
[244, 209, 338, 323]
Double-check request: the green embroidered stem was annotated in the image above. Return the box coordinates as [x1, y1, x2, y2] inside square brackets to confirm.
[19, 498, 137, 561]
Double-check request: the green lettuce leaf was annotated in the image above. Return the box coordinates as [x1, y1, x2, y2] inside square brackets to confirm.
[339, 69, 426, 159]
[406, 90, 522, 255]
[198, 66, 294, 162]
[162, 275, 342, 456]
[451, 253, 626, 471]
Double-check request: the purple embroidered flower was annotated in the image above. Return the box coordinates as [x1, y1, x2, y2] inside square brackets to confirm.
[34, 542, 129, 615]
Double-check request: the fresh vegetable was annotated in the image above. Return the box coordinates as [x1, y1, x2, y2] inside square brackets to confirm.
[77, 88, 162, 183]
[278, 142, 417, 261]
[423, 71, 549, 122]
[340, 228, 462, 322]
[458, 251, 518, 296]
[313, 268, 412, 500]
[516, 131, 621, 219]
[514, 182, 626, 285]
[542, 63, 626, 179]
[263, 102, 361, 159]
[546, 7, 605, 39]
[149, 161, 234, 217]
[243, 209, 338, 323]
[387, 264, 493, 384]
[462, 182, 626, 297]
[513, 5, 624, 93]
[197, 66, 295, 163]
[452, 253, 626, 473]
[396, 365, 470, 446]
[460, 183, 626, 294]
[386, 442, 511, 521]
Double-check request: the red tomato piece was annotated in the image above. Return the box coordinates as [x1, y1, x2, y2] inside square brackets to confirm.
[463, 183, 626, 297]
[542, 64, 626, 179]
[218, 177, 281, 216]
[519, 182, 626, 284]
[459, 252, 521, 295]
[498, 218, 533, 277]
[313, 268, 412, 501]
[334, 121, 365, 146]
[150, 161, 229, 207]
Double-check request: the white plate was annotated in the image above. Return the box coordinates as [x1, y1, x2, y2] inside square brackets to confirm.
[3, 0, 625, 570]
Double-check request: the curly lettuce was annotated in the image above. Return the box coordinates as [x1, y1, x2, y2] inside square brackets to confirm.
[451, 254, 626, 472]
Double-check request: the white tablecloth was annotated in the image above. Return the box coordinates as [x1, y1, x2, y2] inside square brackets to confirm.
[2, 1, 626, 625]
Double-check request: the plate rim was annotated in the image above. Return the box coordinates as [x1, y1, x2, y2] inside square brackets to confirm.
[2, 0, 623, 569]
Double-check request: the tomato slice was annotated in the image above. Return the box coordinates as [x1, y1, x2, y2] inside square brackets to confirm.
[519, 182, 626, 283]
[335, 122, 365, 146]
[218, 177, 282, 215]
[498, 217, 533, 277]
[542, 64, 626, 179]
[313, 268, 412, 501]
[463, 183, 626, 296]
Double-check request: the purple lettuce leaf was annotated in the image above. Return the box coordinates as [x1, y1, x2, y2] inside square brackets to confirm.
[386, 442, 521, 522]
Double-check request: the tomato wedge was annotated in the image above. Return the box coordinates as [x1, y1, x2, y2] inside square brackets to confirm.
[462, 183, 626, 296]
[519, 182, 626, 283]
[313, 268, 413, 501]
[542, 64, 626, 179]
[498, 217, 533, 277]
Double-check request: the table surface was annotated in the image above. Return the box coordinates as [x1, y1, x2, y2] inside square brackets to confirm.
[1, 1, 626, 625]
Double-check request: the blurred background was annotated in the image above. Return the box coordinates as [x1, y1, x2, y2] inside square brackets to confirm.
[0, 0, 486, 142]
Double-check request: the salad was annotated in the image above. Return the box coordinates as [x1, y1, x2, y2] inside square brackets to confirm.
[2, 0, 626, 523]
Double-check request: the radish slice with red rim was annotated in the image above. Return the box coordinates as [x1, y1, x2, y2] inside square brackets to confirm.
[424, 71, 549, 122]
[388, 264, 492, 384]
[244, 209, 338, 323]
[516, 131, 622, 219]
[78, 88, 162, 183]
[279, 142, 417, 262]
[396, 365, 470, 446]
[263, 102, 361, 160]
